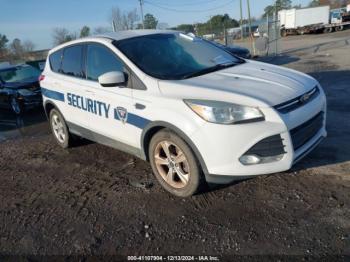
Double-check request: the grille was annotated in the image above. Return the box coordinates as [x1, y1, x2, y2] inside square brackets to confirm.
[290, 112, 324, 151]
[274, 86, 320, 114]
[244, 134, 286, 157]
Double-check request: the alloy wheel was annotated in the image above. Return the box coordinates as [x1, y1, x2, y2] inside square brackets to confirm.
[154, 140, 190, 189]
[51, 113, 66, 143]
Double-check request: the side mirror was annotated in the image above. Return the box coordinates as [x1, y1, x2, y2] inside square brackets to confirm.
[98, 71, 125, 87]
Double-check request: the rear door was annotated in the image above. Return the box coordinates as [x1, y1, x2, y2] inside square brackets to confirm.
[57, 44, 90, 128]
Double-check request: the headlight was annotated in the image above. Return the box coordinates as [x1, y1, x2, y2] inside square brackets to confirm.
[184, 99, 264, 124]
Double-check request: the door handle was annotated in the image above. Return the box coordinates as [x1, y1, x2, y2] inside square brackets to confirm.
[85, 90, 95, 95]
[135, 103, 146, 110]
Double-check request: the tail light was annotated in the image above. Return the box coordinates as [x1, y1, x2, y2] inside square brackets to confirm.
[38, 75, 45, 82]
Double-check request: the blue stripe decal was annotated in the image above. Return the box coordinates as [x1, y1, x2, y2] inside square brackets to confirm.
[127, 113, 150, 129]
[114, 111, 150, 129]
[41, 87, 65, 102]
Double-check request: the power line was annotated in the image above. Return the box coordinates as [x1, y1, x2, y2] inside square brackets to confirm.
[145, 0, 220, 7]
[144, 0, 235, 13]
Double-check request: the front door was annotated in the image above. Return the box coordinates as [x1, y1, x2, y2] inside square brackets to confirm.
[82, 43, 138, 148]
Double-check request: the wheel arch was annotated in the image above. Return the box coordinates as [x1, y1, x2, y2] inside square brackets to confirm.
[140, 121, 209, 176]
[44, 100, 58, 118]
[43, 100, 67, 126]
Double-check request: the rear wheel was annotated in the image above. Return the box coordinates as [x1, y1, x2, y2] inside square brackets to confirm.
[335, 25, 343, 32]
[49, 109, 71, 148]
[149, 129, 204, 197]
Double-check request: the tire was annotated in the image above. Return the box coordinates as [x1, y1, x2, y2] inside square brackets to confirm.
[49, 108, 71, 149]
[281, 29, 287, 37]
[324, 27, 333, 34]
[149, 129, 204, 197]
[9, 96, 23, 115]
[335, 26, 343, 32]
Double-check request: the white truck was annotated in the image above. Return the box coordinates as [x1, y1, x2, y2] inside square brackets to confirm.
[279, 5, 350, 36]
[279, 6, 330, 36]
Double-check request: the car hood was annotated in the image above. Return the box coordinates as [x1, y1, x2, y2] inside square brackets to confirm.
[158, 60, 317, 107]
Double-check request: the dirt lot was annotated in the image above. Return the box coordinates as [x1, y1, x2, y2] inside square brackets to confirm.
[0, 32, 350, 260]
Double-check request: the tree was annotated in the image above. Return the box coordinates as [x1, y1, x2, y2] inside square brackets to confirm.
[144, 13, 158, 29]
[0, 34, 8, 51]
[22, 40, 35, 52]
[93, 26, 112, 34]
[208, 14, 239, 33]
[80, 26, 90, 38]
[192, 14, 239, 36]
[10, 38, 24, 58]
[52, 28, 76, 46]
[308, 0, 320, 7]
[263, 0, 292, 17]
[136, 23, 143, 29]
[110, 7, 139, 31]
[175, 24, 195, 33]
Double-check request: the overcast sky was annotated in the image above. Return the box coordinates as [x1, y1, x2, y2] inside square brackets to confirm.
[0, 0, 310, 50]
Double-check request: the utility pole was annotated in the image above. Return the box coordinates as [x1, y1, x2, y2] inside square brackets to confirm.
[209, 15, 213, 38]
[139, 0, 145, 29]
[274, 1, 279, 55]
[246, 0, 256, 56]
[240, 0, 243, 40]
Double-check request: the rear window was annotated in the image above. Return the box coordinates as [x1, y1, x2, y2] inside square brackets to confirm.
[61, 45, 84, 78]
[0, 65, 40, 83]
[49, 49, 63, 73]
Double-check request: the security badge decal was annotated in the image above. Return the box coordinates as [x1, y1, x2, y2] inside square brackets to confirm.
[116, 106, 128, 124]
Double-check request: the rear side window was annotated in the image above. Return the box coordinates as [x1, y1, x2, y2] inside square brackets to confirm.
[61, 45, 84, 78]
[49, 49, 63, 73]
[86, 44, 124, 81]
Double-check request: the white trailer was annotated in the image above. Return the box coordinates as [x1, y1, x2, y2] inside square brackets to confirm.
[279, 6, 330, 36]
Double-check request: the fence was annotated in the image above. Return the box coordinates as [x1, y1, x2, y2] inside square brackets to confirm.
[201, 17, 282, 57]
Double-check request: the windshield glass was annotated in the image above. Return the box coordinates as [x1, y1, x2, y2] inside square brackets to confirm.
[115, 33, 243, 80]
[0, 65, 41, 83]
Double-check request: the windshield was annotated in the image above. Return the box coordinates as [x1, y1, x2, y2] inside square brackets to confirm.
[0, 65, 41, 83]
[115, 33, 244, 80]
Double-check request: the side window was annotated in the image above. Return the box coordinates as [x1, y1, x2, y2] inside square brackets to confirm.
[86, 44, 124, 81]
[49, 49, 63, 73]
[61, 45, 84, 78]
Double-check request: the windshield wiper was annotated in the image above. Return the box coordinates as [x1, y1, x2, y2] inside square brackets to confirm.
[181, 62, 241, 80]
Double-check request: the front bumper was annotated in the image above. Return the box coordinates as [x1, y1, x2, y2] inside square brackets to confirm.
[18, 93, 43, 108]
[189, 89, 327, 184]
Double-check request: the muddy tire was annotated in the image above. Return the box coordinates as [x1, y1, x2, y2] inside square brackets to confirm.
[49, 109, 71, 149]
[149, 129, 204, 197]
[9, 96, 23, 115]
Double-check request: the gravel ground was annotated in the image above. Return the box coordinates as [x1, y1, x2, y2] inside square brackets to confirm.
[0, 33, 349, 260]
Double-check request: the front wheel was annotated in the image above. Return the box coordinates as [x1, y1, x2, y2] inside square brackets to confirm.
[10, 97, 23, 115]
[49, 109, 71, 148]
[149, 129, 204, 197]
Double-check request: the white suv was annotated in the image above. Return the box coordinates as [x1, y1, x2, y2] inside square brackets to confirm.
[40, 30, 327, 197]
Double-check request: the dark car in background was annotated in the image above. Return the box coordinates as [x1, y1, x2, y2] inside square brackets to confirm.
[0, 64, 42, 114]
[207, 40, 251, 59]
